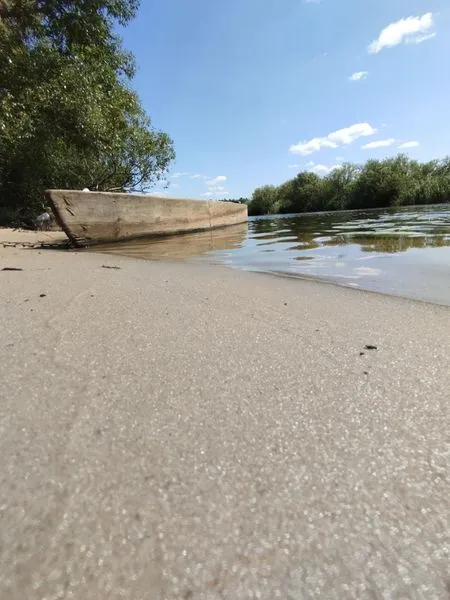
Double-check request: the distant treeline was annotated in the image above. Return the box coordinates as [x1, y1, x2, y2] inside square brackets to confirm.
[243, 155, 450, 216]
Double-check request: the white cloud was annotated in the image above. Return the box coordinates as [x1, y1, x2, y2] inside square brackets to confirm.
[171, 171, 189, 179]
[308, 163, 340, 176]
[290, 137, 336, 156]
[311, 165, 332, 175]
[411, 33, 436, 45]
[193, 175, 231, 198]
[398, 141, 420, 149]
[170, 183, 180, 189]
[202, 191, 230, 198]
[362, 138, 396, 150]
[349, 71, 368, 82]
[328, 123, 377, 145]
[369, 13, 435, 54]
[288, 164, 300, 169]
[152, 191, 169, 197]
[207, 175, 227, 186]
[290, 122, 376, 156]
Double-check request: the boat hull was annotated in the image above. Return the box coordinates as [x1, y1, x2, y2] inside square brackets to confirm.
[46, 190, 248, 247]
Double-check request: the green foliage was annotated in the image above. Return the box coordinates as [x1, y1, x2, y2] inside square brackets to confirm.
[320, 163, 360, 211]
[280, 172, 323, 213]
[248, 185, 279, 216]
[0, 0, 175, 225]
[248, 155, 450, 216]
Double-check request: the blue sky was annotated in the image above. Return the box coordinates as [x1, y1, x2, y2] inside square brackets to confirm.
[121, 0, 450, 199]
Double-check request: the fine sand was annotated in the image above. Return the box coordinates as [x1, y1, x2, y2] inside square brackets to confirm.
[1, 229, 449, 599]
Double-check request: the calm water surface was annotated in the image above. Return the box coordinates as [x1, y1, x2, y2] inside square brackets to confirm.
[98, 205, 450, 306]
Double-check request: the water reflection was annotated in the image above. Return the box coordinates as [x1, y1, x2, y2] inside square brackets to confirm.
[336, 234, 449, 253]
[96, 222, 248, 260]
[97, 205, 450, 305]
[249, 208, 450, 255]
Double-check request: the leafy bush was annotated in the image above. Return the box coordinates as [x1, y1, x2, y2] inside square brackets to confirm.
[0, 0, 175, 226]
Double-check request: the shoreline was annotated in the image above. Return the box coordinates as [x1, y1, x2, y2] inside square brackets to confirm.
[3, 227, 449, 308]
[1, 228, 449, 599]
[260, 267, 450, 309]
[94, 243, 450, 310]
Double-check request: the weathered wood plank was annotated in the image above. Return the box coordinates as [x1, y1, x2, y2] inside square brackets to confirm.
[46, 190, 248, 247]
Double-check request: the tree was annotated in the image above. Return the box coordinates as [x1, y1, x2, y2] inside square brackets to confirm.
[0, 0, 175, 225]
[321, 163, 360, 211]
[246, 155, 450, 217]
[287, 172, 322, 213]
[350, 155, 413, 209]
[249, 185, 279, 215]
[400, 158, 450, 206]
[276, 179, 296, 213]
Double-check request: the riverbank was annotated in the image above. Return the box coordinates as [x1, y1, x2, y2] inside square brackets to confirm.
[1, 229, 449, 599]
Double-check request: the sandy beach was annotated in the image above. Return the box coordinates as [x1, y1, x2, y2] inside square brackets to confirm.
[1, 229, 449, 599]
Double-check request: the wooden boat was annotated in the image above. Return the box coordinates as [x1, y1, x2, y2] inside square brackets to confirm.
[46, 189, 248, 247]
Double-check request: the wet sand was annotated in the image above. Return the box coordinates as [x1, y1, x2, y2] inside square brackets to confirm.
[1, 229, 449, 599]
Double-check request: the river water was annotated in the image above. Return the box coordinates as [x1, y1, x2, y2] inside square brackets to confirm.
[98, 204, 450, 306]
